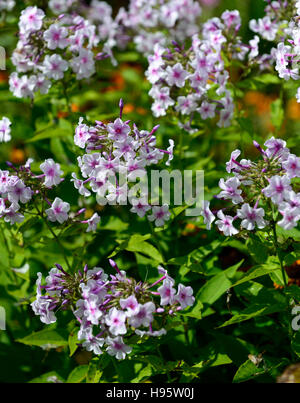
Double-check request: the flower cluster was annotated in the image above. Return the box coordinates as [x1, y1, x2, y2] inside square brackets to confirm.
[48, 0, 126, 65]
[249, 1, 300, 73]
[201, 137, 300, 235]
[71, 100, 174, 227]
[116, 0, 202, 56]
[9, 6, 111, 99]
[146, 10, 259, 132]
[272, 2, 300, 101]
[0, 0, 14, 11]
[0, 156, 100, 232]
[0, 117, 12, 143]
[48, 0, 76, 15]
[250, 0, 300, 42]
[86, 0, 129, 58]
[0, 157, 63, 225]
[31, 260, 195, 359]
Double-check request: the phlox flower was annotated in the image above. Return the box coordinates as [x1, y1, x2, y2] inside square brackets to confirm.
[263, 175, 292, 205]
[7, 179, 32, 204]
[119, 295, 139, 317]
[157, 279, 176, 306]
[106, 336, 132, 360]
[4, 203, 24, 225]
[129, 301, 156, 328]
[237, 203, 268, 230]
[215, 211, 239, 236]
[42, 54, 69, 80]
[0, 117, 12, 143]
[218, 177, 243, 204]
[45, 197, 70, 224]
[40, 159, 63, 188]
[165, 63, 189, 88]
[70, 49, 96, 79]
[19, 6, 45, 36]
[43, 24, 69, 50]
[278, 207, 300, 230]
[86, 213, 101, 232]
[200, 200, 215, 230]
[175, 284, 195, 309]
[148, 205, 171, 227]
[105, 308, 127, 336]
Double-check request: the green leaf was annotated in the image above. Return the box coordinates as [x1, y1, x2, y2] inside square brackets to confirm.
[67, 365, 89, 383]
[218, 304, 284, 328]
[231, 257, 279, 287]
[17, 328, 68, 348]
[68, 331, 79, 357]
[237, 74, 280, 90]
[269, 269, 285, 287]
[0, 227, 10, 269]
[233, 359, 265, 383]
[277, 225, 300, 241]
[218, 288, 286, 328]
[12, 263, 30, 281]
[168, 240, 222, 268]
[237, 117, 254, 135]
[26, 128, 72, 143]
[292, 332, 300, 358]
[271, 99, 284, 130]
[182, 298, 203, 319]
[18, 216, 40, 234]
[27, 118, 73, 143]
[198, 260, 243, 306]
[180, 361, 204, 377]
[247, 236, 269, 264]
[131, 364, 152, 383]
[86, 358, 102, 383]
[29, 371, 65, 383]
[109, 234, 163, 263]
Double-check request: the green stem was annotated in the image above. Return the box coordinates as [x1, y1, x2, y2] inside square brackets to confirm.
[62, 81, 71, 114]
[271, 219, 287, 287]
[34, 200, 71, 271]
[111, 357, 123, 382]
[156, 346, 171, 382]
[0, 223, 18, 285]
[149, 221, 166, 264]
[268, 200, 287, 287]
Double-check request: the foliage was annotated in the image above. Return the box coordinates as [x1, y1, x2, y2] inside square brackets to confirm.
[1, 0, 300, 384]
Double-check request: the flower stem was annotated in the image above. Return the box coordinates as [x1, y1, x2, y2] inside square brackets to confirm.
[271, 217, 288, 287]
[34, 199, 71, 271]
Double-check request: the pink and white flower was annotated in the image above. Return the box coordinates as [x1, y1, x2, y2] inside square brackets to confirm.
[40, 159, 63, 188]
[148, 204, 171, 227]
[45, 197, 70, 224]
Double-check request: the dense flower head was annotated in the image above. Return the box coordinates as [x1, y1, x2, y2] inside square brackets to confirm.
[201, 137, 300, 236]
[273, 2, 300, 101]
[116, 0, 202, 56]
[145, 10, 260, 132]
[249, 1, 300, 97]
[0, 0, 15, 11]
[0, 156, 100, 232]
[47, 0, 128, 59]
[31, 260, 195, 359]
[71, 100, 174, 227]
[249, 0, 297, 43]
[9, 6, 114, 99]
[48, 0, 75, 15]
[0, 157, 65, 226]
